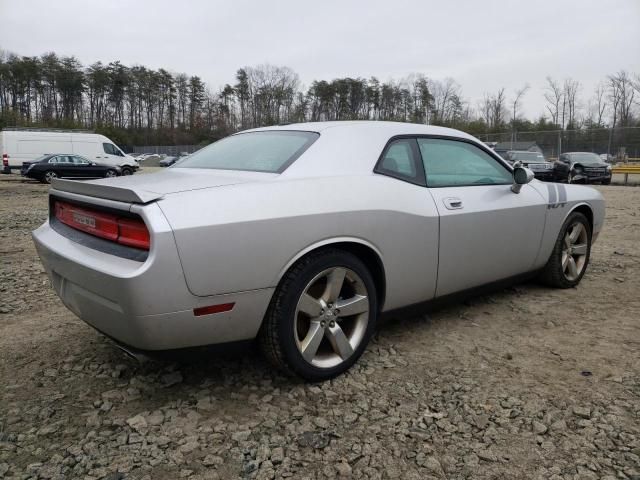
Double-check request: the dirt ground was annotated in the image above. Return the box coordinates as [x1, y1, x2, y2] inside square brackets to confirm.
[0, 174, 639, 480]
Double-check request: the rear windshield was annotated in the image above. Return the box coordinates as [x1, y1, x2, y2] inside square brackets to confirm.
[175, 131, 319, 173]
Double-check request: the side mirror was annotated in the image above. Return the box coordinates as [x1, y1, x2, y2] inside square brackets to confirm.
[511, 167, 534, 194]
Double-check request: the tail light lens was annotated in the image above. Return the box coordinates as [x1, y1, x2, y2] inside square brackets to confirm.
[2, 154, 8, 167]
[54, 201, 150, 250]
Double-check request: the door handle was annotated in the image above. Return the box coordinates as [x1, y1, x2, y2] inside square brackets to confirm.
[443, 197, 463, 210]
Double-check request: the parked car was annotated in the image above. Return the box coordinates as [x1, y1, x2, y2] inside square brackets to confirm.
[505, 151, 556, 181]
[21, 154, 120, 183]
[158, 155, 178, 167]
[159, 152, 190, 167]
[555, 152, 612, 184]
[33, 122, 605, 381]
[1, 127, 138, 175]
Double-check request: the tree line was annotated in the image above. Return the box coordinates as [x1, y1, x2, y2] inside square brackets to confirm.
[1, 50, 638, 151]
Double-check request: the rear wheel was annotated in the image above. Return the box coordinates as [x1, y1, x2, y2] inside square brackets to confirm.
[105, 169, 117, 178]
[539, 211, 591, 288]
[260, 249, 377, 381]
[43, 171, 58, 184]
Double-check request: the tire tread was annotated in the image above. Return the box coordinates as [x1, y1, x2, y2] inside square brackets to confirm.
[259, 248, 376, 380]
[538, 211, 590, 288]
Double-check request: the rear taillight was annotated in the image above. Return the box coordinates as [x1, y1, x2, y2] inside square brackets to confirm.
[2, 154, 8, 167]
[116, 217, 150, 249]
[54, 201, 150, 250]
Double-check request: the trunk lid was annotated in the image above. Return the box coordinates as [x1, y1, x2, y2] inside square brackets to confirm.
[51, 168, 277, 204]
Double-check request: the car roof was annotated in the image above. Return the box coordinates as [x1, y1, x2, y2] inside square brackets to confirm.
[238, 121, 493, 178]
[243, 120, 477, 140]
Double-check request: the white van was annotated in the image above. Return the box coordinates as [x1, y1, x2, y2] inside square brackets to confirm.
[1, 128, 139, 175]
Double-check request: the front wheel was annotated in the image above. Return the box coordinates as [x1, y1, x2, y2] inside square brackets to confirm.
[121, 167, 133, 176]
[538, 211, 591, 288]
[260, 249, 377, 381]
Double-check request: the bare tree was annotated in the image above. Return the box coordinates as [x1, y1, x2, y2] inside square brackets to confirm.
[429, 78, 460, 125]
[609, 70, 636, 128]
[511, 84, 530, 122]
[588, 82, 607, 127]
[544, 77, 563, 127]
[563, 78, 581, 128]
[510, 84, 529, 144]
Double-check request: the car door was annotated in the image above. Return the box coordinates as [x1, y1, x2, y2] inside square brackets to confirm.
[417, 137, 548, 297]
[555, 154, 571, 181]
[101, 142, 125, 166]
[71, 155, 100, 177]
[49, 155, 73, 177]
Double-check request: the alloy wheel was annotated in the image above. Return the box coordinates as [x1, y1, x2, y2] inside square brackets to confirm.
[106, 170, 117, 177]
[562, 222, 588, 281]
[44, 171, 57, 183]
[294, 267, 370, 369]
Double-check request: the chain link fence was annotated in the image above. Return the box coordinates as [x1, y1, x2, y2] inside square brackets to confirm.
[131, 145, 201, 156]
[479, 127, 640, 161]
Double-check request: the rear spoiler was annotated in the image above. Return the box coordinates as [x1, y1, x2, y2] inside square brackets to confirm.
[50, 178, 163, 204]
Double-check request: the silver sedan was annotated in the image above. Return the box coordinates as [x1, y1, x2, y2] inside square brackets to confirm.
[33, 121, 605, 380]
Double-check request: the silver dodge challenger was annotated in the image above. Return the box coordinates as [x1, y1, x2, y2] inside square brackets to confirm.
[33, 121, 605, 381]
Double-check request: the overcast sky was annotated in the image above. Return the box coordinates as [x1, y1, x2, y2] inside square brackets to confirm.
[1, 0, 638, 119]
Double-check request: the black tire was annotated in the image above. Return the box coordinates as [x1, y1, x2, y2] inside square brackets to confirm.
[538, 211, 591, 288]
[601, 178, 611, 185]
[105, 169, 118, 178]
[259, 249, 378, 381]
[121, 167, 133, 176]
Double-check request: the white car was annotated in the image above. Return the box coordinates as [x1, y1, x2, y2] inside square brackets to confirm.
[33, 121, 605, 380]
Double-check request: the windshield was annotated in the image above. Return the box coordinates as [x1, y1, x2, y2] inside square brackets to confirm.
[569, 153, 601, 163]
[175, 131, 319, 173]
[508, 151, 545, 163]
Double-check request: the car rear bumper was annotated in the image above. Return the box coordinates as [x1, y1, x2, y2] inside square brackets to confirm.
[32, 209, 273, 351]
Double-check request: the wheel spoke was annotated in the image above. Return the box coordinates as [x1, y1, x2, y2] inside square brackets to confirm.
[325, 323, 353, 360]
[322, 268, 346, 303]
[563, 235, 571, 250]
[300, 322, 325, 362]
[298, 293, 323, 317]
[336, 295, 368, 317]
[567, 256, 578, 278]
[562, 251, 570, 270]
[572, 244, 587, 256]
[569, 223, 583, 243]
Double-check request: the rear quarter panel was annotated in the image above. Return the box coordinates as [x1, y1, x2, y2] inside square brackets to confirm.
[158, 175, 440, 311]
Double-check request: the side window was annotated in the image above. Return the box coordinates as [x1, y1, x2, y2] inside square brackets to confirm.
[375, 138, 423, 185]
[417, 138, 513, 187]
[72, 156, 89, 165]
[103, 143, 123, 156]
[51, 155, 71, 164]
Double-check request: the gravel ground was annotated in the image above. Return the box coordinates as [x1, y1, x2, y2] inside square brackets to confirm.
[0, 176, 639, 480]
